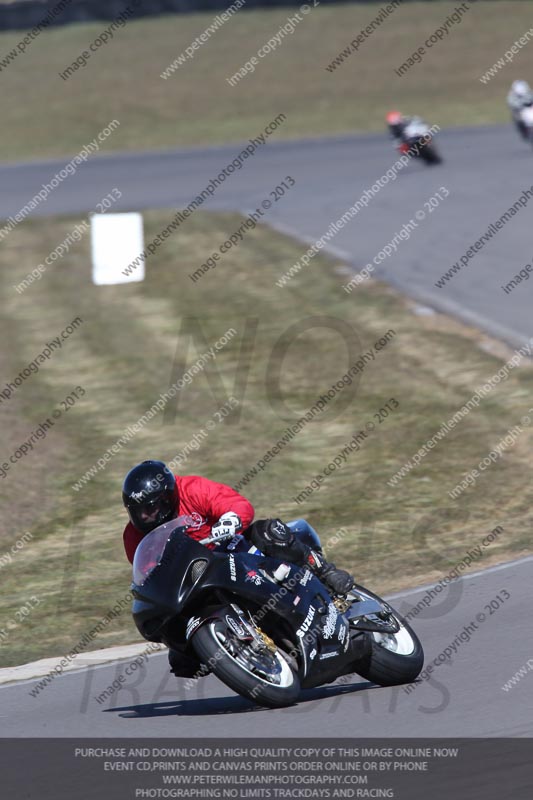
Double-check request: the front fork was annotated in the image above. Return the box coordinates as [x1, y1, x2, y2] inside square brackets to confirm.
[185, 603, 275, 653]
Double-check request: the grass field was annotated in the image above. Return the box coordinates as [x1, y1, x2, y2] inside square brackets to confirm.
[1, 208, 533, 667]
[0, 2, 533, 161]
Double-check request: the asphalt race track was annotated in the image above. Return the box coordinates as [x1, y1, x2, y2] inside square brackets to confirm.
[3, 556, 532, 736]
[1, 124, 533, 347]
[2, 127, 533, 737]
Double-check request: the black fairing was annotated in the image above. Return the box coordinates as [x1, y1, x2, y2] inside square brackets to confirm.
[131, 527, 370, 687]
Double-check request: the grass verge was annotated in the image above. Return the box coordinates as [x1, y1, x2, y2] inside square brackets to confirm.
[1, 208, 532, 667]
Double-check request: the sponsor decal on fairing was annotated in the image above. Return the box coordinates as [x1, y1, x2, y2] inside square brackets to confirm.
[299, 570, 313, 586]
[228, 554, 237, 581]
[338, 622, 350, 651]
[322, 602, 338, 639]
[245, 569, 265, 586]
[185, 616, 202, 638]
[226, 535, 242, 551]
[296, 605, 316, 638]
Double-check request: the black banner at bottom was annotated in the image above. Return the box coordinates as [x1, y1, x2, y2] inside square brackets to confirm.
[1, 739, 532, 799]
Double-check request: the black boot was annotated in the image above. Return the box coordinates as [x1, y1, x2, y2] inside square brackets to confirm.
[168, 646, 206, 679]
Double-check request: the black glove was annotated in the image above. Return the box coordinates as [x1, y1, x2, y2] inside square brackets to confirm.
[302, 548, 354, 595]
[316, 562, 355, 596]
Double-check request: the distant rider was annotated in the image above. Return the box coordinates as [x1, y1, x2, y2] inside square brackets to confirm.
[122, 460, 355, 677]
[507, 80, 533, 139]
[386, 110, 429, 153]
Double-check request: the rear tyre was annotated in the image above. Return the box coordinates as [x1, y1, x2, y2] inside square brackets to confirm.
[421, 144, 442, 164]
[191, 620, 300, 708]
[355, 611, 424, 686]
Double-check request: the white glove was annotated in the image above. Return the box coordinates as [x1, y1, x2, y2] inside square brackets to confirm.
[211, 512, 242, 539]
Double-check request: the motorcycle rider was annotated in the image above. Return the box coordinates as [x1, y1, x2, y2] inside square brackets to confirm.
[122, 460, 255, 563]
[122, 460, 355, 677]
[507, 80, 533, 139]
[386, 110, 408, 141]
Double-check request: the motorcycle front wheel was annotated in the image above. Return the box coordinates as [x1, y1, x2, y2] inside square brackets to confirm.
[191, 619, 300, 708]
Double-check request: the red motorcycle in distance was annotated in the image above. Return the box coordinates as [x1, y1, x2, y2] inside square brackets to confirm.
[387, 111, 443, 165]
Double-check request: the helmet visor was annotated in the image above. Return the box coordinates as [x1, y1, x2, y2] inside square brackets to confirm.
[128, 493, 175, 533]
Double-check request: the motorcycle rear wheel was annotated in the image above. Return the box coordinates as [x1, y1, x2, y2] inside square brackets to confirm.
[421, 143, 442, 164]
[354, 610, 424, 686]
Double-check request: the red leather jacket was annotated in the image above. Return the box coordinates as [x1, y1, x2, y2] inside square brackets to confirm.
[123, 474, 254, 564]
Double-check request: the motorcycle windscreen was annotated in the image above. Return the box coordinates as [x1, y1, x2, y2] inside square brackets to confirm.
[132, 515, 194, 585]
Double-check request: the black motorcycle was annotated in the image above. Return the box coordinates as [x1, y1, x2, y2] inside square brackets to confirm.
[131, 515, 424, 708]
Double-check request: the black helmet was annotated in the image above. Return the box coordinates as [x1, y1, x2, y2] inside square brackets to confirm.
[122, 460, 178, 534]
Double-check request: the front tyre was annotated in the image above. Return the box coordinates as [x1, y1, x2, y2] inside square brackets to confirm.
[191, 620, 300, 708]
[355, 611, 424, 686]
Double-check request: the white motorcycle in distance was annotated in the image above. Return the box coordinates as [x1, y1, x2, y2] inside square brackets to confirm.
[516, 103, 533, 145]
